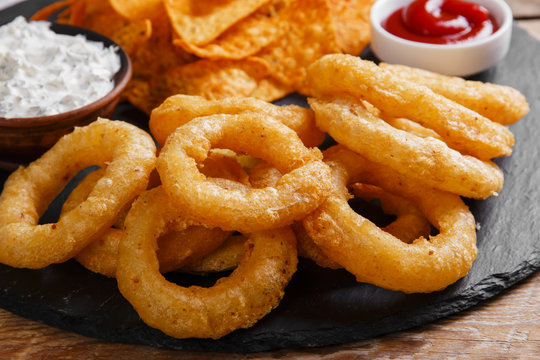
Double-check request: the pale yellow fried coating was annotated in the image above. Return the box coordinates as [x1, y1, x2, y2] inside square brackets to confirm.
[379, 62, 530, 125]
[74, 224, 231, 278]
[116, 186, 298, 339]
[180, 234, 248, 274]
[73, 228, 122, 277]
[61, 168, 131, 230]
[248, 160, 283, 188]
[157, 112, 332, 232]
[292, 222, 342, 270]
[309, 97, 503, 199]
[247, 160, 339, 268]
[0, 119, 156, 269]
[306, 55, 514, 160]
[248, 160, 431, 269]
[349, 183, 431, 243]
[62, 153, 247, 277]
[303, 146, 477, 293]
[150, 94, 325, 148]
[382, 117, 442, 140]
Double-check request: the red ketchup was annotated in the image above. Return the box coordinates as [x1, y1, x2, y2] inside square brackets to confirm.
[382, 0, 498, 45]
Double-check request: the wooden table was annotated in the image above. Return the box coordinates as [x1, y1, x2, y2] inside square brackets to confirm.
[1, 1, 539, 359]
[511, 0, 540, 41]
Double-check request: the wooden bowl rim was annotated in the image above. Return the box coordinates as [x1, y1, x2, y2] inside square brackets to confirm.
[0, 22, 132, 128]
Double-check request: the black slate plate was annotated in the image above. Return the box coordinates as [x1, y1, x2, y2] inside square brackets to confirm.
[0, 1, 539, 353]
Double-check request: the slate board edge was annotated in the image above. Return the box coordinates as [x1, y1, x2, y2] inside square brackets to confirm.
[1, 255, 538, 353]
[243, 254, 540, 353]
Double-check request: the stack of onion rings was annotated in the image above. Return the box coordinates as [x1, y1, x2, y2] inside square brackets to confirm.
[306, 55, 514, 160]
[0, 56, 529, 339]
[303, 145, 478, 293]
[247, 158, 433, 270]
[156, 111, 332, 232]
[116, 186, 298, 339]
[0, 119, 156, 268]
[379, 62, 530, 125]
[61, 151, 253, 277]
[309, 97, 503, 199]
[304, 55, 521, 199]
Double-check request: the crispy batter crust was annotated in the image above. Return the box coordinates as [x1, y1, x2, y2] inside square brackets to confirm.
[0, 119, 156, 268]
[306, 55, 514, 160]
[150, 94, 325, 148]
[156, 112, 332, 232]
[309, 97, 504, 199]
[303, 146, 477, 293]
[116, 186, 297, 339]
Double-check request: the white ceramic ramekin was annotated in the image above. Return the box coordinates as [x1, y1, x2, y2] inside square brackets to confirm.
[370, 0, 513, 76]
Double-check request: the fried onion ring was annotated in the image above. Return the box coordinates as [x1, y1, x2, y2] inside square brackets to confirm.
[248, 160, 431, 269]
[63, 152, 247, 277]
[379, 62, 530, 125]
[0, 119, 156, 269]
[292, 222, 341, 270]
[306, 54, 514, 160]
[309, 97, 503, 199]
[382, 117, 442, 141]
[294, 182, 433, 270]
[303, 145, 477, 293]
[149, 95, 326, 148]
[116, 186, 298, 339]
[156, 112, 332, 232]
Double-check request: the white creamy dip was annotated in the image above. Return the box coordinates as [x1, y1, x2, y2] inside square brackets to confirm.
[0, 16, 121, 118]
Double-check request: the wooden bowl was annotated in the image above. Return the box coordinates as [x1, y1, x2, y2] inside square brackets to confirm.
[0, 22, 132, 169]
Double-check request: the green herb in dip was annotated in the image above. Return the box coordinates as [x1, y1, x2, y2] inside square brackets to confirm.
[0, 16, 121, 118]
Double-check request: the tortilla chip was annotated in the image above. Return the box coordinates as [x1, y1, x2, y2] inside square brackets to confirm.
[132, 58, 270, 113]
[123, 79, 154, 114]
[254, 0, 341, 92]
[32, 0, 152, 54]
[81, 0, 110, 13]
[327, 0, 374, 55]
[68, 0, 111, 22]
[172, 0, 287, 60]
[164, 0, 271, 45]
[249, 77, 293, 102]
[130, 12, 197, 81]
[110, 0, 164, 21]
[78, 2, 152, 55]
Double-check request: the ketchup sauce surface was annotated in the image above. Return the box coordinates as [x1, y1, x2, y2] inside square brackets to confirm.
[382, 0, 498, 45]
